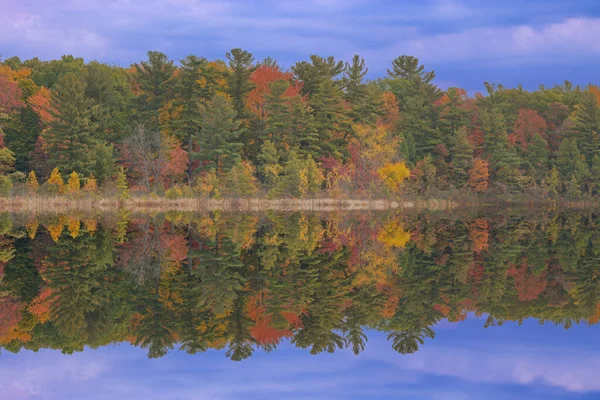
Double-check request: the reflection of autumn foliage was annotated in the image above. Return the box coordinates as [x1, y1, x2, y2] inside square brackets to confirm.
[469, 218, 489, 253]
[46, 215, 67, 243]
[378, 220, 411, 248]
[2, 212, 600, 361]
[0, 299, 24, 344]
[508, 259, 548, 302]
[28, 287, 54, 323]
[26, 218, 39, 239]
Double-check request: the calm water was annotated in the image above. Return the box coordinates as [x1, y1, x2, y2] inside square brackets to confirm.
[1, 210, 600, 399]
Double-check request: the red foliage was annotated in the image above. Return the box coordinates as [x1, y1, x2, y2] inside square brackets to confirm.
[249, 315, 293, 345]
[0, 74, 23, 114]
[247, 65, 301, 119]
[0, 298, 23, 341]
[510, 109, 548, 150]
[162, 234, 189, 264]
[508, 259, 548, 302]
[161, 147, 189, 188]
[28, 87, 55, 124]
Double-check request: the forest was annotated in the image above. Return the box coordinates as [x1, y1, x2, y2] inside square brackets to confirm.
[1, 50, 600, 201]
[1, 210, 600, 360]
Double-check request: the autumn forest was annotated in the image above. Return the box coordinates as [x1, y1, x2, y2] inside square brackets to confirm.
[1, 210, 599, 360]
[1, 50, 600, 201]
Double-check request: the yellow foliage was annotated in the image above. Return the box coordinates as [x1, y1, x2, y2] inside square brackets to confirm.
[26, 219, 38, 239]
[378, 220, 411, 248]
[83, 175, 99, 194]
[84, 218, 98, 235]
[47, 221, 64, 242]
[47, 167, 64, 194]
[67, 217, 80, 238]
[67, 171, 80, 194]
[378, 162, 411, 191]
[26, 171, 39, 193]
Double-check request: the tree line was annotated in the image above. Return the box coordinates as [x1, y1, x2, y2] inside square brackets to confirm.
[1, 51, 600, 198]
[1, 210, 600, 359]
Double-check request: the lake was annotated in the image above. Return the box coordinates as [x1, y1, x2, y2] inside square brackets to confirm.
[1, 210, 599, 399]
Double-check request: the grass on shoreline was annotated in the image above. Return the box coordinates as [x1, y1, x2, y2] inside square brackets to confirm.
[0, 196, 462, 213]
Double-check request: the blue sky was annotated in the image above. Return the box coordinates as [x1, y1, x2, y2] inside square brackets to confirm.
[2, 0, 600, 91]
[2, 317, 600, 400]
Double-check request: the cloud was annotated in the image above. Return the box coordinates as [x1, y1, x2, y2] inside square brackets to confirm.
[369, 17, 600, 65]
[363, 342, 600, 394]
[0, 351, 108, 399]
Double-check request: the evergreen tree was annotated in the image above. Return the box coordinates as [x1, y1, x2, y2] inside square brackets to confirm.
[575, 92, 600, 166]
[43, 73, 99, 176]
[450, 127, 473, 187]
[309, 80, 352, 158]
[292, 55, 344, 97]
[192, 94, 243, 174]
[526, 134, 549, 184]
[133, 51, 176, 128]
[225, 48, 256, 121]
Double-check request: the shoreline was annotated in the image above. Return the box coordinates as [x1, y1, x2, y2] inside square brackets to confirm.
[0, 196, 462, 212]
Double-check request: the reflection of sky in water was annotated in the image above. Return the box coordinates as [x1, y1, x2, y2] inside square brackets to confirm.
[2, 317, 598, 400]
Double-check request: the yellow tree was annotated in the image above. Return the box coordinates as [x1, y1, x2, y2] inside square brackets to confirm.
[67, 171, 80, 194]
[47, 167, 64, 194]
[26, 170, 39, 194]
[377, 162, 411, 193]
[350, 123, 398, 190]
[83, 174, 99, 194]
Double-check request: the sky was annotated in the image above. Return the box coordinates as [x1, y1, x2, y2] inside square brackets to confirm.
[2, 317, 600, 400]
[2, 0, 600, 91]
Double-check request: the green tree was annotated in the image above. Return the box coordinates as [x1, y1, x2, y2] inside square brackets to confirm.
[133, 51, 176, 128]
[225, 48, 256, 121]
[191, 94, 243, 174]
[43, 73, 99, 176]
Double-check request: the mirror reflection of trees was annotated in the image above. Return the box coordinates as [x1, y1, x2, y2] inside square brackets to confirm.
[1, 210, 600, 360]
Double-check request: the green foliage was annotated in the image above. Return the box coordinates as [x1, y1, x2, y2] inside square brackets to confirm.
[0, 175, 12, 196]
[115, 167, 129, 199]
[191, 94, 243, 174]
[270, 151, 323, 198]
[42, 73, 100, 177]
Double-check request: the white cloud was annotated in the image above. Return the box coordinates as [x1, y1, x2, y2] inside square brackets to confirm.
[369, 17, 600, 65]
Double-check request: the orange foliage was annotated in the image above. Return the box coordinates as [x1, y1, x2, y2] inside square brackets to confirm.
[28, 86, 55, 123]
[508, 259, 548, 302]
[469, 218, 489, 253]
[247, 65, 301, 119]
[510, 109, 548, 150]
[469, 158, 489, 192]
[249, 316, 293, 345]
[28, 287, 54, 323]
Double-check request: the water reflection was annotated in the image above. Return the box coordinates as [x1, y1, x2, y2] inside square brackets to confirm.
[0, 211, 598, 360]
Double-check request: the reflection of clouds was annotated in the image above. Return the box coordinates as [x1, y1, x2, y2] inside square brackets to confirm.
[0, 351, 108, 399]
[2, 327, 600, 400]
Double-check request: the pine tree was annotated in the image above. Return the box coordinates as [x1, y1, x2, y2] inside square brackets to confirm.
[565, 174, 582, 197]
[191, 94, 243, 174]
[133, 51, 176, 128]
[557, 138, 589, 184]
[575, 92, 600, 167]
[450, 127, 473, 188]
[526, 134, 549, 184]
[43, 73, 99, 176]
[310, 80, 352, 158]
[115, 167, 129, 199]
[225, 48, 256, 122]
[545, 167, 560, 194]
